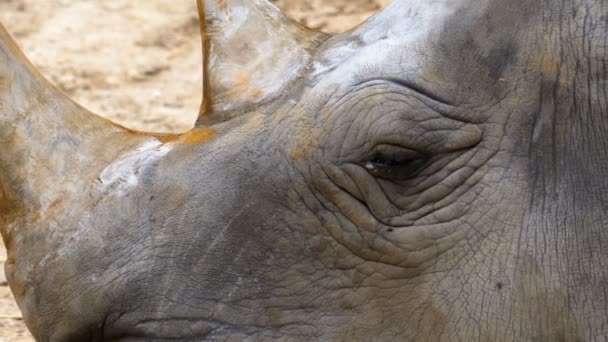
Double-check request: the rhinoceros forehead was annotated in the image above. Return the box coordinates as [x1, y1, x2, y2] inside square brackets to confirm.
[310, 0, 458, 81]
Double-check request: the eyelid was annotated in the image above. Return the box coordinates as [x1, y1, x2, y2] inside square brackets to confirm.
[353, 77, 456, 107]
[363, 158, 428, 181]
[369, 144, 427, 162]
[361, 144, 429, 181]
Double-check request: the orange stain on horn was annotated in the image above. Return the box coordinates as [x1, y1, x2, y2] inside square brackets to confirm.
[179, 128, 217, 145]
[232, 71, 251, 91]
[159, 128, 217, 145]
[225, 71, 264, 101]
[249, 88, 263, 100]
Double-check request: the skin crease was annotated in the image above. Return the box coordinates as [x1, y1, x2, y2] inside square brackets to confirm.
[0, 0, 607, 340]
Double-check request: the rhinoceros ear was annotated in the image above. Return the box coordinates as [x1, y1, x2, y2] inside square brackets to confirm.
[196, 0, 324, 124]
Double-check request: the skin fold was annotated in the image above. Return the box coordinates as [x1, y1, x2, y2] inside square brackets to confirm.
[0, 0, 606, 340]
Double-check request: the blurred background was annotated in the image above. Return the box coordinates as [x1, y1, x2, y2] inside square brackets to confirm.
[0, 0, 391, 340]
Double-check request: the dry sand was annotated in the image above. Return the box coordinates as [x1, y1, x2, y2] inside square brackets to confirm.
[0, 0, 391, 339]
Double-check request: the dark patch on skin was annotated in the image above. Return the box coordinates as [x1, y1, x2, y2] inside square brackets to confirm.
[475, 38, 518, 81]
[453, 9, 520, 82]
[434, 0, 541, 103]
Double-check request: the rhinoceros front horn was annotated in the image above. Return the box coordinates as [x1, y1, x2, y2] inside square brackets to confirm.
[196, 0, 325, 124]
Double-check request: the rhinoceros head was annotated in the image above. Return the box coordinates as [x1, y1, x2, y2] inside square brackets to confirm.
[0, 0, 606, 340]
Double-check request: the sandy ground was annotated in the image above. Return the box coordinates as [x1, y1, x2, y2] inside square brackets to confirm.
[0, 0, 391, 340]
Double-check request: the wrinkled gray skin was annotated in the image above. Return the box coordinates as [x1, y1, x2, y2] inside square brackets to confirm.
[3, 0, 608, 340]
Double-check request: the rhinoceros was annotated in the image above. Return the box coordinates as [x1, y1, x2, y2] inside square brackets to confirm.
[0, 0, 607, 340]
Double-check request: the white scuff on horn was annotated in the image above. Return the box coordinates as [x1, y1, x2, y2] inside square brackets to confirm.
[98, 139, 173, 193]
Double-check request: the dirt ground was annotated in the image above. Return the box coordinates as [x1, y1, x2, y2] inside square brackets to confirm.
[0, 0, 391, 340]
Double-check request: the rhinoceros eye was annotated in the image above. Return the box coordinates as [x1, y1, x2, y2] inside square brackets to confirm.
[364, 145, 428, 181]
